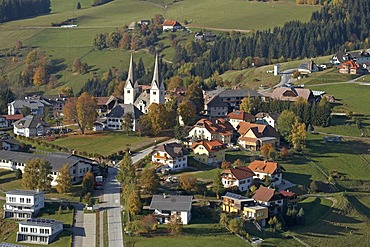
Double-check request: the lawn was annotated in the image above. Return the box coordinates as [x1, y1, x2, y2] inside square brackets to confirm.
[298, 68, 359, 86]
[48, 132, 169, 156]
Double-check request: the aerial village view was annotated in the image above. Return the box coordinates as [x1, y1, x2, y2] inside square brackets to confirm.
[0, 0, 369, 246]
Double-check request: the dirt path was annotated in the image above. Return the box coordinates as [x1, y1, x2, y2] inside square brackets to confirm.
[186, 24, 252, 33]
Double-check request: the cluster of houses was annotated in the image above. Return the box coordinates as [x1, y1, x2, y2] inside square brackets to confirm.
[331, 49, 370, 74]
[3, 189, 63, 245]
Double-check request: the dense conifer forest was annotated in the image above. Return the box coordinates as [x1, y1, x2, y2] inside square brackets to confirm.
[0, 0, 51, 23]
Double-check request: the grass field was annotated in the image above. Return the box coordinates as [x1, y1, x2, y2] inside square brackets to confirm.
[298, 68, 359, 86]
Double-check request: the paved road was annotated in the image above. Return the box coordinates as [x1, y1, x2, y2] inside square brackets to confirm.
[72, 204, 84, 247]
[274, 68, 296, 88]
[83, 213, 96, 247]
[103, 167, 124, 247]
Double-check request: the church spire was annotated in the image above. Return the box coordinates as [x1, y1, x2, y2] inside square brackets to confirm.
[126, 53, 134, 88]
[151, 53, 161, 89]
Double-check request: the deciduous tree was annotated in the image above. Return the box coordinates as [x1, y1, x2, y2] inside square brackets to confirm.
[22, 158, 52, 191]
[212, 168, 224, 199]
[185, 82, 204, 113]
[290, 119, 307, 151]
[167, 215, 182, 235]
[147, 103, 169, 135]
[56, 164, 72, 194]
[177, 100, 196, 126]
[82, 171, 95, 194]
[137, 114, 152, 136]
[179, 174, 197, 192]
[127, 187, 142, 217]
[122, 112, 133, 135]
[140, 168, 160, 194]
[277, 110, 298, 143]
[76, 92, 98, 134]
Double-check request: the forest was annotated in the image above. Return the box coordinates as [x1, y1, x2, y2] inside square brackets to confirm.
[0, 0, 51, 23]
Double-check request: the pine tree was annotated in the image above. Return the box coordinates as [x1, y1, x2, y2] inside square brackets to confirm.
[140, 168, 160, 194]
[56, 164, 72, 194]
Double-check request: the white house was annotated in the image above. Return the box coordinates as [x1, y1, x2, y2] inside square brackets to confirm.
[226, 110, 256, 130]
[221, 166, 255, 192]
[4, 189, 45, 219]
[8, 99, 52, 117]
[255, 112, 279, 129]
[149, 194, 193, 225]
[103, 104, 142, 131]
[17, 218, 63, 245]
[188, 118, 234, 144]
[162, 20, 183, 31]
[151, 142, 189, 171]
[13, 115, 50, 137]
[252, 186, 285, 215]
[0, 150, 95, 186]
[248, 160, 285, 187]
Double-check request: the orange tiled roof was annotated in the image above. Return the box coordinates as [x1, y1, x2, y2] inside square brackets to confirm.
[227, 110, 255, 121]
[163, 20, 181, 26]
[222, 166, 255, 180]
[2, 114, 24, 120]
[248, 160, 284, 175]
[252, 186, 278, 202]
[192, 118, 234, 135]
[191, 140, 226, 153]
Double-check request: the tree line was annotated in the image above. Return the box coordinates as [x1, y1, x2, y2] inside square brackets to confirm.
[0, 0, 50, 23]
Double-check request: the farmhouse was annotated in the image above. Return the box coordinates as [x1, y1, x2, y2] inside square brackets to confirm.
[191, 140, 226, 165]
[221, 166, 255, 192]
[271, 87, 314, 103]
[16, 218, 63, 245]
[13, 115, 50, 137]
[252, 186, 284, 215]
[149, 194, 193, 224]
[152, 142, 189, 171]
[237, 122, 280, 150]
[4, 189, 45, 219]
[0, 150, 96, 186]
[162, 20, 183, 31]
[338, 60, 362, 74]
[248, 160, 285, 187]
[226, 110, 256, 129]
[188, 118, 234, 144]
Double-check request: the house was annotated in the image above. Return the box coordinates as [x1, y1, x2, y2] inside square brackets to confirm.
[237, 122, 280, 150]
[221, 166, 255, 192]
[1, 138, 21, 151]
[0, 114, 24, 128]
[41, 94, 68, 117]
[226, 110, 256, 129]
[204, 95, 229, 117]
[279, 190, 299, 208]
[255, 112, 279, 129]
[16, 218, 63, 244]
[222, 192, 255, 213]
[162, 20, 183, 31]
[252, 186, 284, 215]
[188, 118, 234, 144]
[248, 160, 285, 187]
[338, 60, 362, 74]
[298, 60, 319, 74]
[194, 31, 216, 42]
[103, 103, 142, 131]
[128, 20, 150, 30]
[96, 95, 122, 114]
[8, 98, 53, 117]
[271, 87, 315, 103]
[149, 194, 193, 224]
[13, 115, 50, 137]
[332, 50, 370, 66]
[0, 150, 96, 186]
[124, 54, 165, 114]
[204, 88, 261, 113]
[243, 205, 269, 227]
[152, 142, 189, 171]
[191, 140, 226, 165]
[4, 189, 45, 219]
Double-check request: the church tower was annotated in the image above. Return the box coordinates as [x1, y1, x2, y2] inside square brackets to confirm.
[149, 54, 165, 105]
[124, 54, 137, 105]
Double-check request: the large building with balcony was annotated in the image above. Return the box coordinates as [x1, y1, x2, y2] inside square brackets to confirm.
[16, 218, 63, 245]
[221, 166, 255, 192]
[222, 192, 255, 213]
[252, 186, 285, 215]
[191, 140, 226, 165]
[151, 142, 189, 171]
[248, 160, 285, 187]
[4, 190, 45, 219]
[13, 115, 50, 137]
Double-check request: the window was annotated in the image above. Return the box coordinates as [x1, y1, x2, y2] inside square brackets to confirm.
[30, 228, 37, 233]
[152, 91, 157, 95]
[127, 90, 130, 93]
[40, 229, 44, 234]
[26, 198, 31, 203]
[73, 169, 76, 174]
[20, 198, 24, 203]
[45, 229, 50, 234]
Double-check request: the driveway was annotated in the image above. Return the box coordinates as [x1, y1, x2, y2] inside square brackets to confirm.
[274, 68, 297, 88]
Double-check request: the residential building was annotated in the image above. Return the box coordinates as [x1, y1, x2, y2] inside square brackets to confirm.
[222, 192, 255, 213]
[221, 166, 255, 192]
[0, 114, 23, 128]
[226, 110, 256, 129]
[188, 118, 234, 144]
[255, 112, 279, 129]
[237, 122, 280, 150]
[252, 186, 284, 215]
[8, 99, 53, 117]
[191, 140, 226, 165]
[1, 138, 21, 151]
[4, 190, 45, 219]
[338, 60, 362, 74]
[194, 31, 216, 42]
[103, 103, 142, 131]
[248, 160, 285, 187]
[243, 206, 268, 227]
[0, 150, 95, 186]
[96, 95, 122, 114]
[298, 60, 319, 74]
[204, 96, 229, 117]
[162, 20, 183, 31]
[152, 142, 189, 171]
[13, 115, 50, 137]
[16, 218, 63, 244]
[270, 87, 315, 103]
[279, 190, 299, 208]
[149, 194, 193, 224]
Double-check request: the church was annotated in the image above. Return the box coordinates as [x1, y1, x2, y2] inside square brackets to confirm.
[124, 53, 166, 114]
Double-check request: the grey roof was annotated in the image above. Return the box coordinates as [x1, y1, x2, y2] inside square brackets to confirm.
[222, 192, 248, 200]
[149, 194, 193, 211]
[206, 95, 228, 107]
[218, 89, 261, 98]
[20, 218, 62, 228]
[153, 142, 189, 159]
[0, 243, 29, 247]
[134, 91, 150, 107]
[10, 99, 52, 110]
[0, 150, 94, 172]
[6, 189, 44, 196]
[13, 115, 49, 129]
[106, 104, 142, 119]
[2, 138, 21, 146]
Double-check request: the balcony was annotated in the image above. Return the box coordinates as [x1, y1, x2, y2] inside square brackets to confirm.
[153, 154, 168, 160]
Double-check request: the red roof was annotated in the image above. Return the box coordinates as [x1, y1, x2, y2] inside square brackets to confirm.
[227, 110, 255, 121]
[191, 140, 226, 153]
[279, 190, 296, 198]
[163, 20, 181, 27]
[2, 114, 24, 120]
[222, 166, 255, 180]
[237, 122, 279, 138]
[252, 186, 280, 202]
[192, 118, 234, 136]
[248, 160, 284, 175]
